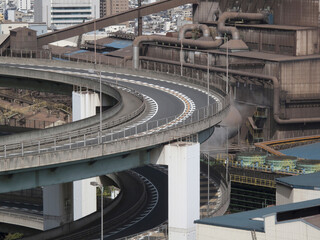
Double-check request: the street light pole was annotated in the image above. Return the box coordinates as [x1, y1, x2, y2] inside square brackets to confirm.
[207, 153, 210, 217]
[180, 39, 183, 76]
[99, 69, 102, 143]
[94, 10, 97, 65]
[207, 53, 210, 107]
[226, 35, 229, 94]
[226, 127, 229, 183]
[91, 181, 104, 240]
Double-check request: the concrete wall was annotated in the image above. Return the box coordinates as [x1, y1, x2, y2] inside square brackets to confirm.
[0, 211, 43, 231]
[196, 224, 264, 240]
[296, 30, 319, 56]
[265, 214, 320, 240]
[43, 183, 73, 230]
[0, 23, 28, 34]
[280, 59, 320, 96]
[276, 184, 294, 205]
[276, 184, 320, 205]
[292, 188, 320, 203]
[196, 214, 320, 240]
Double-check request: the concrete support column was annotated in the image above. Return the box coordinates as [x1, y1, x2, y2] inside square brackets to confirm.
[72, 90, 100, 121]
[43, 183, 73, 230]
[72, 90, 100, 221]
[43, 90, 102, 229]
[157, 142, 200, 240]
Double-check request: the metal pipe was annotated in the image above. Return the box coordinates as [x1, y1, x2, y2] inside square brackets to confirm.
[178, 24, 210, 40]
[139, 57, 320, 124]
[217, 12, 266, 40]
[132, 35, 223, 69]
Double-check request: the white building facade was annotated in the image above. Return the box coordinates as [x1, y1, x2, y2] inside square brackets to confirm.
[34, 0, 100, 29]
[18, 0, 31, 11]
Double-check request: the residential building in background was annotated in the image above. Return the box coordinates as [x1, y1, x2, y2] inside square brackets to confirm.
[17, 0, 31, 11]
[100, 0, 128, 17]
[0, 21, 47, 35]
[34, 0, 100, 30]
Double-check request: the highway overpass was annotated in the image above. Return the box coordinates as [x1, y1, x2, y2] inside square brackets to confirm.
[0, 58, 230, 193]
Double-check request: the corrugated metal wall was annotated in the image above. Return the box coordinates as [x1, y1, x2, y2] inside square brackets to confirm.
[280, 60, 320, 95]
[273, 0, 319, 27]
[196, 0, 319, 28]
[240, 28, 296, 55]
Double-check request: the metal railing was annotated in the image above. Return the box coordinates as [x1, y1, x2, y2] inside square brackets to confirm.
[230, 174, 276, 188]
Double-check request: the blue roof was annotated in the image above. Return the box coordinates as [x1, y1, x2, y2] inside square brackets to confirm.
[194, 198, 320, 232]
[52, 57, 68, 61]
[280, 142, 320, 160]
[276, 171, 320, 190]
[103, 40, 132, 49]
[64, 50, 88, 56]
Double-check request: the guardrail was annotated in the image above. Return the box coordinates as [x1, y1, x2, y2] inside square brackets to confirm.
[230, 174, 276, 188]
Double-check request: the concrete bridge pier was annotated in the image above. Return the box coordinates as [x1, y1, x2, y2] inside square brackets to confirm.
[43, 183, 73, 230]
[156, 142, 200, 240]
[43, 90, 103, 229]
[72, 90, 100, 221]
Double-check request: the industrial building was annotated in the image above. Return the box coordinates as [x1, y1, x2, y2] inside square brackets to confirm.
[276, 171, 320, 205]
[195, 172, 320, 240]
[195, 198, 320, 240]
[0, 0, 320, 239]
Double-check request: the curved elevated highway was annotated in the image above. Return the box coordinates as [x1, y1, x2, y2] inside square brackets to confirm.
[0, 58, 229, 193]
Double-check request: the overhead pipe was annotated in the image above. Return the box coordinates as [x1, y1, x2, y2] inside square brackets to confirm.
[132, 35, 222, 69]
[178, 24, 211, 40]
[217, 12, 266, 40]
[139, 57, 320, 124]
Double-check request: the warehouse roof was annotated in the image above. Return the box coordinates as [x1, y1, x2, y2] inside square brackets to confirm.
[276, 172, 320, 190]
[195, 198, 320, 232]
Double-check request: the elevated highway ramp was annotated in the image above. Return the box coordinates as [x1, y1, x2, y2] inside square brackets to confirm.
[0, 59, 229, 193]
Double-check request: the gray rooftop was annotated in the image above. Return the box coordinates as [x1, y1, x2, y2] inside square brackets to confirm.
[194, 198, 320, 232]
[276, 172, 320, 190]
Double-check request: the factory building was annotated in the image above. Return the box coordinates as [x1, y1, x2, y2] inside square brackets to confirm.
[276, 171, 320, 205]
[195, 172, 320, 240]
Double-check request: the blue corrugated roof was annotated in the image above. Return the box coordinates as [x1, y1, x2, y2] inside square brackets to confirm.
[64, 50, 88, 56]
[280, 142, 320, 159]
[194, 198, 320, 232]
[103, 40, 132, 49]
[52, 57, 68, 61]
[276, 171, 320, 189]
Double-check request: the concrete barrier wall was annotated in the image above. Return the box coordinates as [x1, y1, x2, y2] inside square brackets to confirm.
[0, 106, 228, 173]
[0, 210, 43, 230]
